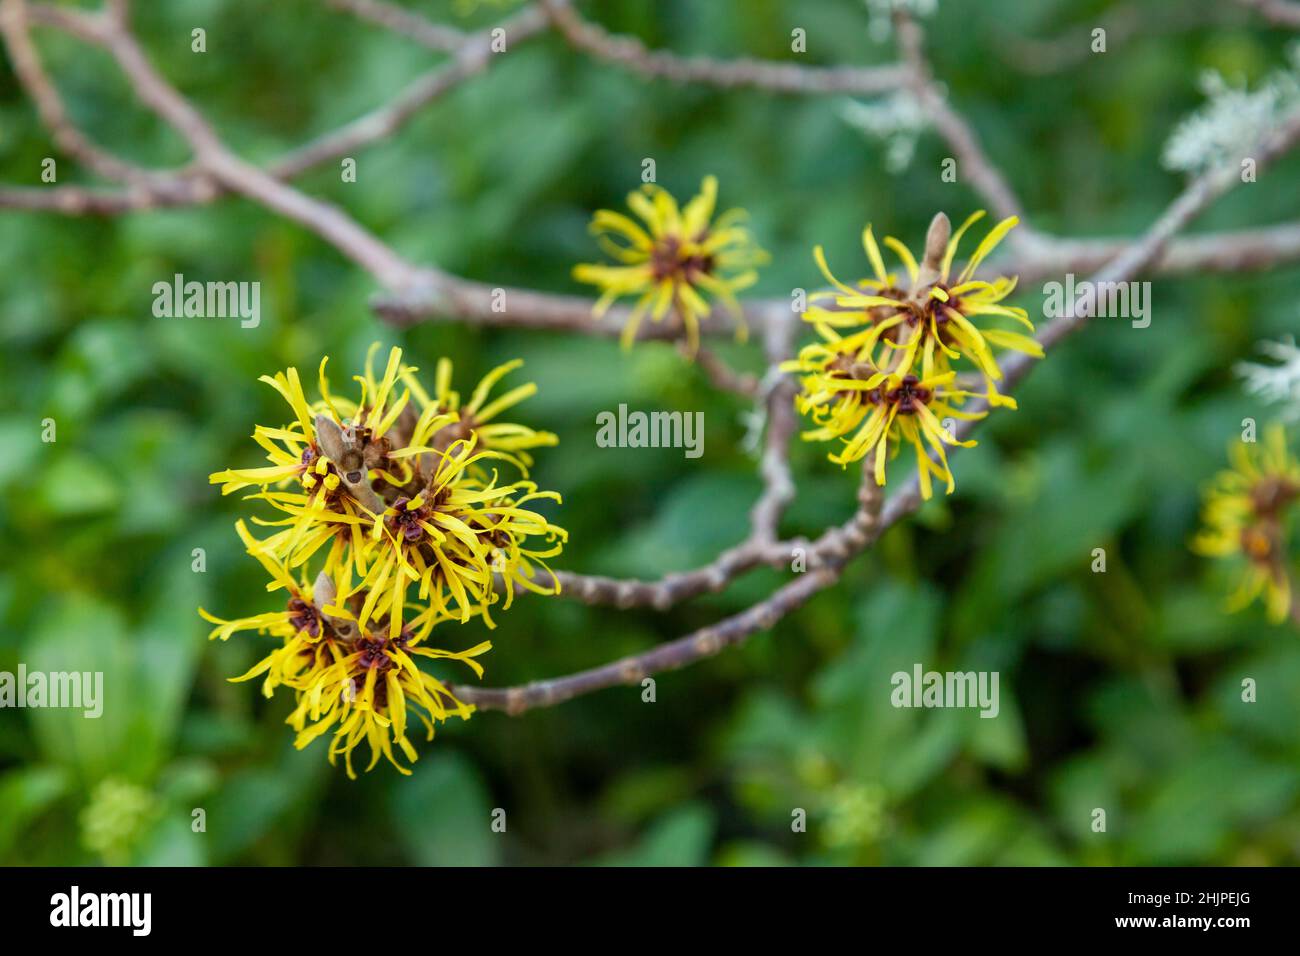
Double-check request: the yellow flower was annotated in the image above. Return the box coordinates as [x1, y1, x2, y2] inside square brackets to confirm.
[786, 211, 1041, 496]
[208, 345, 423, 587]
[358, 435, 566, 635]
[1192, 425, 1299, 623]
[203, 343, 566, 775]
[573, 175, 768, 355]
[237, 599, 489, 779]
[787, 355, 983, 497]
[199, 519, 324, 639]
[399, 356, 558, 472]
[804, 211, 1040, 407]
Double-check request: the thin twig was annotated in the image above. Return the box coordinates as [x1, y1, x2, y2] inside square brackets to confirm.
[0, 0, 179, 184]
[3, 3, 546, 214]
[555, 314, 799, 610]
[273, 5, 550, 179]
[541, 0, 907, 96]
[1004, 4, 1248, 75]
[748, 311, 799, 545]
[458, 455, 883, 715]
[894, 10, 1031, 232]
[688, 344, 761, 399]
[1014, 223, 1300, 283]
[41, 2, 434, 290]
[323, 0, 466, 53]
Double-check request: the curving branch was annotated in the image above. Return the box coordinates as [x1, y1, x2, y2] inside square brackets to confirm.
[541, 0, 907, 95]
[2, 2, 549, 215]
[0, 0, 182, 185]
[323, 0, 466, 53]
[1004, 3, 1249, 75]
[461, 456, 889, 714]
[274, 4, 551, 178]
[894, 11, 1031, 231]
[79, 1, 433, 290]
[687, 345, 761, 399]
[1008, 222, 1300, 284]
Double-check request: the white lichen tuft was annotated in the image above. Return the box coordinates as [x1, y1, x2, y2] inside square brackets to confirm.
[864, 0, 938, 42]
[1237, 336, 1300, 422]
[1162, 44, 1300, 176]
[840, 91, 929, 173]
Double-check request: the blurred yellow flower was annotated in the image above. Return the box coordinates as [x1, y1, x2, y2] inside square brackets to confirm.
[573, 175, 768, 355]
[1193, 424, 1299, 623]
[399, 356, 558, 472]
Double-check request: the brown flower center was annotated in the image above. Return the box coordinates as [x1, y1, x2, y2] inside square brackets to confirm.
[884, 374, 931, 414]
[1240, 524, 1278, 564]
[387, 496, 433, 544]
[287, 595, 323, 638]
[650, 234, 715, 284]
[1250, 476, 1298, 518]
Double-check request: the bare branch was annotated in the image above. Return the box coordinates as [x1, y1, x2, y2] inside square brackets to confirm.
[0, 0, 178, 184]
[272, 5, 549, 179]
[1032, 109, 1300, 354]
[687, 345, 761, 398]
[32, 3, 433, 289]
[1, 4, 546, 217]
[375, 279, 779, 342]
[894, 11, 1030, 230]
[323, 0, 466, 53]
[748, 312, 799, 545]
[0, 180, 218, 212]
[460, 454, 882, 714]
[554, 544, 777, 612]
[456, 564, 843, 714]
[1004, 4, 1248, 75]
[542, 0, 907, 96]
[1010, 221, 1300, 284]
[543, 314, 799, 611]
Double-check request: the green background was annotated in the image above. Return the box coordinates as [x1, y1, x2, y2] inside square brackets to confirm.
[2, 0, 1299, 866]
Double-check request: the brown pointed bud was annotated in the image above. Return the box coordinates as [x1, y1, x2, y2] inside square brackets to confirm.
[313, 413, 385, 513]
[314, 414, 346, 459]
[312, 571, 357, 642]
[918, 212, 951, 287]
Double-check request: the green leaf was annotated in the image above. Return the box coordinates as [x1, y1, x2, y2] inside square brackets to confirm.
[0, 765, 68, 860]
[596, 803, 716, 867]
[389, 751, 497, 866]
[25, 596, 136, 784]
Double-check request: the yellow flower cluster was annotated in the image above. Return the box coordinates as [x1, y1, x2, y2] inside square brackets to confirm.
[574, 175, 768, 355]
[1193, 425, 1299, 623]
[784, 211, 1042, 497]
[200, 344, 566, 776]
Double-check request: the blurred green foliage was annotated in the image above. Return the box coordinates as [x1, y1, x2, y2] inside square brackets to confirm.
[1, 0, 1299, 866]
